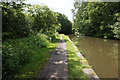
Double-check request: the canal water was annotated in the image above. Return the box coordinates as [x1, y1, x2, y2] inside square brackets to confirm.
[69, 35, 119, 78]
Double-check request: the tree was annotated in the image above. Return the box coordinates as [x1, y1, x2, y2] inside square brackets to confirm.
[2, 2, 32, 40]
[2, 2, 61, 40]
[57, 12, 72, 34]
[27, 5, 61, 37]
[72, 1, 120, 39]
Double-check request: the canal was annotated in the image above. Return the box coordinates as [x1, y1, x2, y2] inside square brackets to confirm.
[69, 35, 119, 78]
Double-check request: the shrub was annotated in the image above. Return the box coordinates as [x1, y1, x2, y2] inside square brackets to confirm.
[2, 34, 49, 79]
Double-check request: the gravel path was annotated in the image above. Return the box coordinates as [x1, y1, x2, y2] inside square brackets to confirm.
[37, 34, 68, 80]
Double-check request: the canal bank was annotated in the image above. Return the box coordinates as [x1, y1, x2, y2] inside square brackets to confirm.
[62, 34, 99, 80]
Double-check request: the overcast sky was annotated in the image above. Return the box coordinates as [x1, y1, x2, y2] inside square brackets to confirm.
[25, 0, 75, 22]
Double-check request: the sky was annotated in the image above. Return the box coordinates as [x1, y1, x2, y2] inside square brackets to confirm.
[25, 0, 75, 22]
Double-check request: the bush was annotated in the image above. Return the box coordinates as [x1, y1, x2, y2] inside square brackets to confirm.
[2, 2, 32, 40]
[2, 34, 49, 79]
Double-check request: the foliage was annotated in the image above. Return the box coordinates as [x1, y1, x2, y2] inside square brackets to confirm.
[72, 1, 120, 39]
[57, 13, 72, 34]
[2, 1, 72, 79]
[2, 2, 61, 40]
[16, 34, 60, 79]
[2, 34, 50, 79]
[2, 2, 32, 40]
[26, 5, 61, 37]
[2, 1, 61, 79]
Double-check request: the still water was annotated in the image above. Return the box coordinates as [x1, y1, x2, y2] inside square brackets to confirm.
[69, 35, 119, 78]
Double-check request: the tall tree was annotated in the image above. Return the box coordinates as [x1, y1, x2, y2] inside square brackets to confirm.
[72, 1, 120, 39]
[57, 13, 72, 34]
[2, 2, 31, 40]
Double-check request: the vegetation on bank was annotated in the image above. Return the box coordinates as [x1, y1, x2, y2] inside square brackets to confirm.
[2, 1, 71, 79]
[16, 34, 60, 79]
[62, 34, 88, 80]
[72, 1, 120, 39]
[2, 34, 59, 79]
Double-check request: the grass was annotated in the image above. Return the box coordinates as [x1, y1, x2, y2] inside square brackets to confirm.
[16, 35, 60, 79]
[3, 34, 60, 80]
[16, 48, 51, 78]
[61, 34, 89, 80]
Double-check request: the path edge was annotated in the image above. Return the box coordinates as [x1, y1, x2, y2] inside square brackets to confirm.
[67, 36, 100, 80]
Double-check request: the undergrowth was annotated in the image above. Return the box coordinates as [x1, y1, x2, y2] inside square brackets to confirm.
[2, 33, 60, 80]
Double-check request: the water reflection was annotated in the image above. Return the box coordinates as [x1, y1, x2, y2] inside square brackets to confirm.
[69, 35, 119, 78]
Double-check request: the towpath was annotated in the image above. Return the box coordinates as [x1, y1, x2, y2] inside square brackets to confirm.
[37, 34, 68, 80]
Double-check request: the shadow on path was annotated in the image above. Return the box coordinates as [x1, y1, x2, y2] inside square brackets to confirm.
[37, 34, 68, 80]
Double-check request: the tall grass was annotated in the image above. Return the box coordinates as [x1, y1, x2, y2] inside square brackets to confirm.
[2, 34, 59, 79]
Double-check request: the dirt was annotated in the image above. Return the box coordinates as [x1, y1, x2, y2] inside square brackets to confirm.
[37, 34, 68, 80]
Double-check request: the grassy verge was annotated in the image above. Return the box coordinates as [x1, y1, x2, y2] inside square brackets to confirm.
[16, 35, 60, 79]
[61, 34, 88, 80]
[2, 34, 60, 79]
